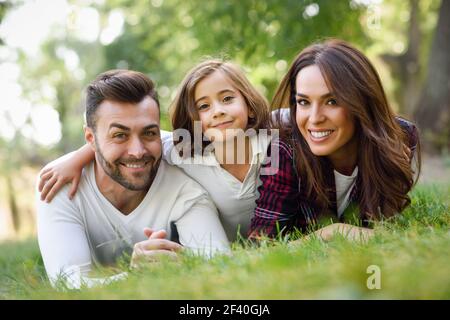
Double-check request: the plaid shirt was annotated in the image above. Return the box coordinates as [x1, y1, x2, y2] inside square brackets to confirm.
[249, 117, 419, 238]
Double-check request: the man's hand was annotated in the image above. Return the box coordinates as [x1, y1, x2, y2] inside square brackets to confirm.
[130, 228, 183, 269]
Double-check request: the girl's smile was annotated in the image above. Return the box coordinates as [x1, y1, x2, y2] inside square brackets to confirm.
[211, 120, 235, 129]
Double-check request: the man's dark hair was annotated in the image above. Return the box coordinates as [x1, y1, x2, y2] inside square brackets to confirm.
[85, 69, 159, 129]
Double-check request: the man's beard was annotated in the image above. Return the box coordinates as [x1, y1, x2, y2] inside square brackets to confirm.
[95, 139, 161, 191]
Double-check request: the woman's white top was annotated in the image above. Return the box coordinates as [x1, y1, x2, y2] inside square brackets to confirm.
[334, 167, 358, 217]
[161, 131, 272, 241]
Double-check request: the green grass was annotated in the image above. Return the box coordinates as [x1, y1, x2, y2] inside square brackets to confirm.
[1, 184, 449, 299]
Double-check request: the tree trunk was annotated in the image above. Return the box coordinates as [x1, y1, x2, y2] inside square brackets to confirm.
[414, 0, 450, 151]
[5, 172, 19, 233]
[56, 83, 70, 153]
[381, 0, 421, 116]
[402, 0, 422, 116]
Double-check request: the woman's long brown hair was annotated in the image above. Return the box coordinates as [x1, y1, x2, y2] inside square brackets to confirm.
[271, 39, 421, 219]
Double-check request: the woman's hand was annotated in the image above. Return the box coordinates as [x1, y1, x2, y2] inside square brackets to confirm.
[311, 223, 374, 242]
[288, 223, 374, 249]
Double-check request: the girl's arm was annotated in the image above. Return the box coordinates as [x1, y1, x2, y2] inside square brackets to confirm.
[38, 144, 95, 202]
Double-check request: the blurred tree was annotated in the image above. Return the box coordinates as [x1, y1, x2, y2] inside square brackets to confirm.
[3, 137, 22, 232]
[99, 0, 369, 108]
[1, 0, 21, 234]
[414, 0, 450, 151]
[380, 0, 422, 117]
[0, 0, 12, 45]
[368, 0, 446, 150]
[0, 122, 37, 233]
[189, 0, 369, 101]
[18, 38, 101, 153]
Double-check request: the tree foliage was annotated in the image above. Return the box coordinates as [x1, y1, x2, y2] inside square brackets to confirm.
[99, 0, 368, 107]
[414, 0, 450, 150]
[0, 1, 11, 45]
[3, 0, 447, 157]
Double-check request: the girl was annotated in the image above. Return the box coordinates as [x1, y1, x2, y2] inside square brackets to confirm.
[249, 39, 421, 240]
[39, 60, 273, 242]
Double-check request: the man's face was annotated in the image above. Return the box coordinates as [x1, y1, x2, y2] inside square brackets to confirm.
[85, 96, 162, 191]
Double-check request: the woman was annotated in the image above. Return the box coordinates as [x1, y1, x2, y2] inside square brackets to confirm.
[249, 39, 421, 241]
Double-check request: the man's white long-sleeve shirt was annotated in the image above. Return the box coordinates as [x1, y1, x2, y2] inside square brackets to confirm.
[36, 159, 230, 289]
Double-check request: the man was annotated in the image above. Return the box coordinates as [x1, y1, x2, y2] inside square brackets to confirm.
[36, 70, 229, 289]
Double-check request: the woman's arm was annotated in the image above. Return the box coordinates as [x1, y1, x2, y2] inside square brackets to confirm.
[309, 223, 374, 242]
[248, 139, 300, 239]
[39, 144, 95, 202]
[286, 223, 374, 247]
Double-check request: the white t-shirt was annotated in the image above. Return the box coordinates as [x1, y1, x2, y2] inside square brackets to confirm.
[36, 160, 229, 289]
[334, 167, 358, 217]
[161, 131, 272, 241]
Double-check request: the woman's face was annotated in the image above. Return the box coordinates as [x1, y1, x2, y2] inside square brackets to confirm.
[194, 70, 253, 142]
[295, 65, 356, 164]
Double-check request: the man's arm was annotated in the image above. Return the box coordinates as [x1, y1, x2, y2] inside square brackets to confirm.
[174, 194, 230, 257]
[36, 183, 127, 289]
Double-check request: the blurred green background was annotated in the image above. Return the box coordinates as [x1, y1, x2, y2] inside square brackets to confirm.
[0, 0, 449, 240]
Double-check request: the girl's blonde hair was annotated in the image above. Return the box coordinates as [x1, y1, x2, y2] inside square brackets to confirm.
[170, 59, 270, 156]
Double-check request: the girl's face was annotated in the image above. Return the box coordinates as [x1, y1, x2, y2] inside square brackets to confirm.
[194, 70, 253, 142]
[295, 65, 356, 163]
